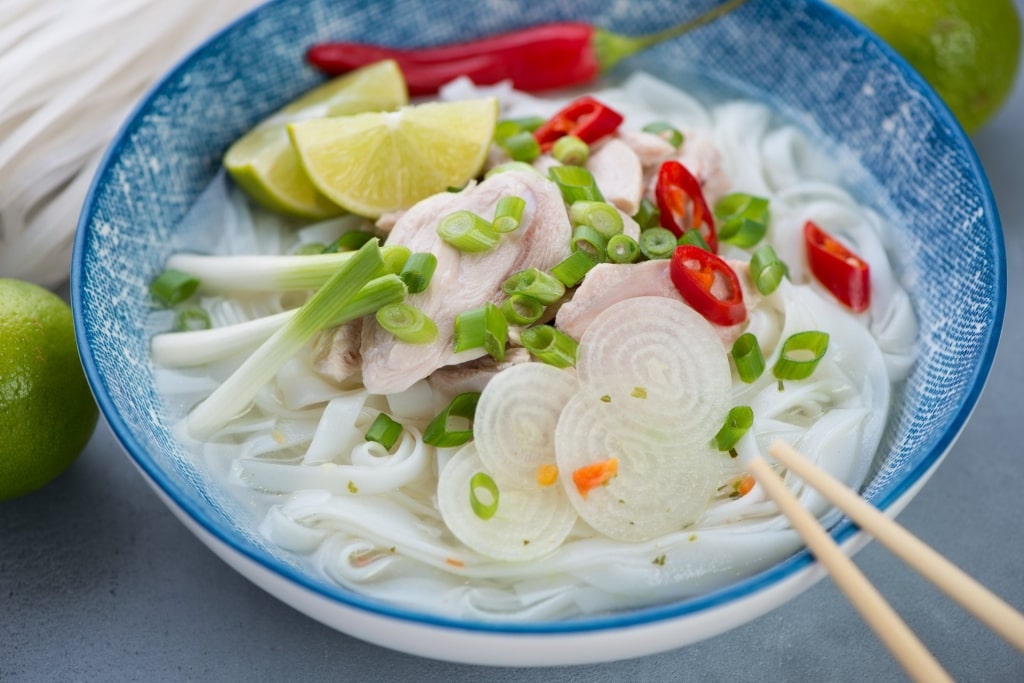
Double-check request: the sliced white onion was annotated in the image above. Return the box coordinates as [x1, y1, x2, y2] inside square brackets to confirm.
[437, 444, 577, 562]
[473, 362, 580, 488]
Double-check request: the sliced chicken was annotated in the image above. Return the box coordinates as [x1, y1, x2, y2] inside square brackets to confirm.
[617, 129, 676, 174]
[312, 319, 362, 384]
[555, 259, 758, 346]
[585, 138, 643, 215]
[643, 129, 732, 208]
[360, 170, 572, 394]
[428, 347, 531, 399]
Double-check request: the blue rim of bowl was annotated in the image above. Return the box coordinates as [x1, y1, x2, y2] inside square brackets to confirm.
[71, 0, 1006, 636]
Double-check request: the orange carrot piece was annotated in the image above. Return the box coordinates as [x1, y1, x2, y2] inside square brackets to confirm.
[536, 463, 559, 487]
[572, 457, 619, 499]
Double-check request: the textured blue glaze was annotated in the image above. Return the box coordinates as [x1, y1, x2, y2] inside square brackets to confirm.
[71, 0, 1004, 635]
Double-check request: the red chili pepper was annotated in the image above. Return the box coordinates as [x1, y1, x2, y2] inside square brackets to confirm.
[305, 1, 749, 96]
[656, 160, 718, 253]
[803, 220, 871, 313]
[532, 96, 623, 152]
[669, 245, 746, 326]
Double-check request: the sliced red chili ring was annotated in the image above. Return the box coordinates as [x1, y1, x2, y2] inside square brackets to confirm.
[655, 160, 718, 253]
[803, 220, 870, 313]
[532, 96, 623, 152]
[669, 245, 746, 326]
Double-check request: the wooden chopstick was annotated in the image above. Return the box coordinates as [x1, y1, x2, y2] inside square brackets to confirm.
[745, 456, 953, 683]
[767, 439, 1024, 653]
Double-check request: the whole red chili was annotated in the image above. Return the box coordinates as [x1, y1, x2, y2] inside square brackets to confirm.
[803, 220, 871, 313]
[669, 245, 746, 326]
[656, 160, 718, 253]
[305, 0, 748, 96]
[532, 96, 623, 151]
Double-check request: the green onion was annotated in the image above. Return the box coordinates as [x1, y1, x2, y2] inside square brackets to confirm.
[773, 331, 830, 383]
[714, 193, 770, 248]
[495, 116, 546, 142]
[381, 245, 411, 276]
[499, 130, 541, 162]
[642, 121, 685, 149]
[173, 306, 211, 332]
[606, 234, 640, 263]
[398, 252, 437, 293]
[551, 135, 589, 165]
[365, 413, 403, 451]
[323, 230, 376, 253]
[750, 244, 787, 295]
[521, 325, 578, 368]
[186, 239, 388, 439]
[437, 210, 500, 252]
[638, 227, 677, 260]
[375, 303, 438, 344]
[571, 224, 607, 260]
[731, 332, 765, 383]
[150, 269, 199, 307]
[677, 229, 711, 251]
[423, 392, 480, 447]
[550, 250, 598, 287]
[714, 406, 754, 455]
[632, 197, 661, 230]
[485, 161, 541, 178]
[502, 268, 566, 304]
[570, 200, 623, 238]
[549, 165, 604, 203]
[469, 471, 500, 520]
[500, 294, 545, 326]
[295, 242, 327, 255]
[493, 196, 526, 234]
[454, 302, 508, 360]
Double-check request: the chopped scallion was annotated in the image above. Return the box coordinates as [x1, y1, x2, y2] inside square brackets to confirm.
[731, 332, 765, 383]
[714, 193, 770, 248]
[502, 268, 566, 304]
[520, 325, 578, 368]
[773, 331, 830, 382]
[423, 392, 480, 447]
[714, 406, 754, 454]
[323, 230, 376, 252]
[365, 413, 403, 451]
[173, 306, 211, 332]
[571, 224, 607, 260]
[485, 161, 541, 178]
[549, 165, 604, 203]
[638, 227, 677, 260]
[551, 135, 589, 166]
[493, 195, 526, 234]
[677, 229, 711, 251]
[569, 200, 623, 238]
[375, 303, 438, 344]
[437, 210, 500, 252]
[642, 121, 684, 148]
[606, 234, 640, 263]
[494, 116, 546, 142]
[550, 249, 597, 287]
[632, 197, 660, 230]
[500, 294, 545, 325]
[453, 302, 508, 360]
[499, 130, 541, 162]
[469, 471, 500, 520]
[150, 269, 199, 307]
[295, 242, 327, 255]
[750, 244, 787, 295]
[398, 252, 437, 293]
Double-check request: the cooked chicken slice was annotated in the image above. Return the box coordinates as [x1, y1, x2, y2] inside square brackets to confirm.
[585, 138, 643, 215]
[617, 129, 676, 172]
[360, 170, 572, 394]
[428, 347, 531, 399]
[312, 319, 362, 384]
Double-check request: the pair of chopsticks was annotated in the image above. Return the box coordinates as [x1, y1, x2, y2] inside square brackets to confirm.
[747, 440, 1024, 683]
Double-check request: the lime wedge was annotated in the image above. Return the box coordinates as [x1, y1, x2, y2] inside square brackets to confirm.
[224, 60, 408, 219]
[288, 97, 499, 218]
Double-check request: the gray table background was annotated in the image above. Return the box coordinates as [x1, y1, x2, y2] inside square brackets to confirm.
[3, 15, 1024, 682]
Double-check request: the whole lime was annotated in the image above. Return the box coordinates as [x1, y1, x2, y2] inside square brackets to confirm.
[0, 279, 98, 501]
[829, 0, 1022, 132]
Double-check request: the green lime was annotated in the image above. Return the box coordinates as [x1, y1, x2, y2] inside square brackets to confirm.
[829, 0, 1022, 132]
[224, 59, 409, 219]
[0, 279, 98, 501]
[289, 97, 498, 218]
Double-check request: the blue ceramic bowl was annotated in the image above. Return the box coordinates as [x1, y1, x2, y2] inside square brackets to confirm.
[72, 0, 1004, 665]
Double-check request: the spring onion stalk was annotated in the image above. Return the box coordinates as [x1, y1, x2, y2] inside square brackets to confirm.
[570, 200, 623, 238]
[485, 161, 542, 179]
[423, 392, 481, 447]
[323, 230, 376, 252]
[295, 242, 328, 255]
[164, 245, 408, 293]
[151, 275, 407, 368]
[550, 249, 597, 287]
[501, 294, 545, 325]
[750, 244, 786, 295]
[642, 121, 685, 149]
[606, 233, 640, 263]
[382, 245, 411, 276]
[632, 197, 660, 230]
[520, 325, 578, 368]
[638, 227, 677, 260]
[571, 224, 607, 260]
[185, 240, 389, 439]
[773, 331, 830, 385]
[493, 196, 526, 234]
[494, 116, 546, 142]
[714, 193, 770, 248]
[437, 210, 500, 252]
[731, 332, 765, 383]
[499, 130, 541, 162]
[364, 413, 404, 451]
[549, 165, 604, 203]
[173, 306, 211, 332]
[398, 252, 437, 294]
[502, 268, 566, 304]
[149, 268, 199, 306]
[714, 405, 754, 456]
[375, 303, 438, 344]
[469, 471, 500, 520]
[551, 135, 589, 166]
[453, 302, 508, 361]
[677, 228, 711, 251]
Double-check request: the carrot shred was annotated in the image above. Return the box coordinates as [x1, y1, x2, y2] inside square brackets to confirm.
[536, 463, 559, 487]
[735, 474, 755, 497]
[445, 557, 465, 568]
[572, 457, 619, 499]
